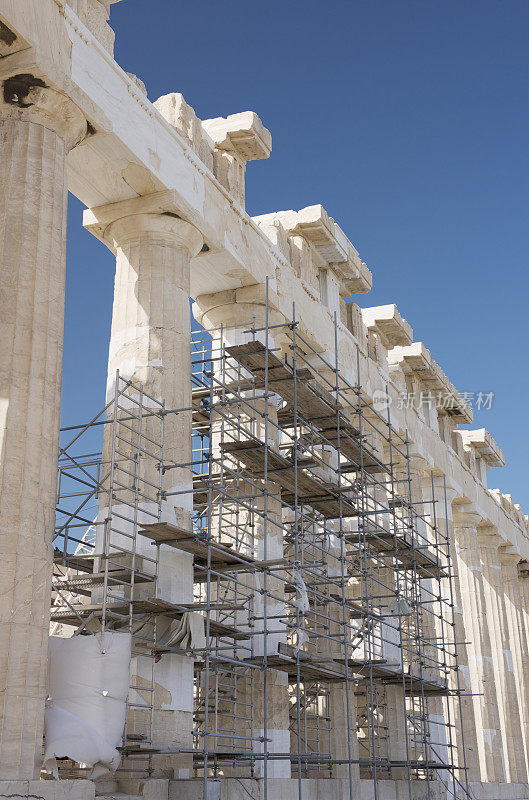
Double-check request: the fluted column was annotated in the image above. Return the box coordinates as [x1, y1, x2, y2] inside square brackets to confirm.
[105, 213, 202, 489]
[478, 526, 526, 783]
[517, 562, 529, 763]
[0, 76, 87, 778]
[194, 288, 293, 778]
[452, 507, 504, 783]
[420, 480, 488, 792]
[499, 547, 529, 780]
[385, 455, 429, 778]
[517, 561, 529, 665]
[394, 460, 462, 785]
[103, 213, 203, 776]
[411, 473, 462, 784]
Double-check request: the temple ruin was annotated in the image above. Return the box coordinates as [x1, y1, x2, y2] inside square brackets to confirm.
[1, 2, 528, 799]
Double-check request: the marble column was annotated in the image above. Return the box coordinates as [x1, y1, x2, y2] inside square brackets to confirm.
[517, 561, 529, 768]
[410, 467, 451, 781]
[194, 288, 293, 778]
[421, 482, 487, 791]
[329, 680, 359, 781]
[380, 452, 415, 779]
[499, 547, 529, 780]
[517, 560, 529, 666]
[385, 685, 409, 777]
[452, 507, 504, 783]
[101, 212, 203, 777]
[383, 453, 432, 777]
[325, 522, 359, 782]
[104, 213, 202, 484]
[478, 526, 526, 783]
[0, 77, 86, 778]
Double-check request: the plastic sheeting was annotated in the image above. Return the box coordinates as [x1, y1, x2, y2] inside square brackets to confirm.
[292, 568, 310, 651]
[158, 611, 206, 651]
[43, 631, 131, 778]
[292, 567, 310, 613]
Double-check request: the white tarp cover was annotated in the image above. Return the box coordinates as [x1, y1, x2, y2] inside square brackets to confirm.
[43, 631, 131, 778]
[159, 610, 206, 651]
[292, 567, 310, 613]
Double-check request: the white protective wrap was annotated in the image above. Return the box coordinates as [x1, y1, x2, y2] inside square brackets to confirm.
[43, 632, 131, 778]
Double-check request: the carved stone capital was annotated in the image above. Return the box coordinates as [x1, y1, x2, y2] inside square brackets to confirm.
[0, 74, 87, 150]
[452, 505, 482, 529]
[407, 453, 431, 475]
[476, 524, 503, 548]
[518, 560, 529, 579]
[106, 213, 203, 257]
[193, 284, 285, 331]
[428, 476, 461, 508]
[498, 545, 521, 569]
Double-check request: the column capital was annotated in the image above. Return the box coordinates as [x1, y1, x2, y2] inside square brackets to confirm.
[518, 560, 529, 579]
[477, 524, 503, 547]
[498, 545, 521, 568]
[193, 283, 288, 341]
[407, 451, 431, 474]
[106, 213, 203, 257]
[453, 503, 482, 528]
[83, 190, 207, 254]
[427, 475, 461, 507]
[0, 74, 87, 150]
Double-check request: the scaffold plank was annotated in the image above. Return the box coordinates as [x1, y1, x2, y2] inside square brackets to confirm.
[50, 597, 249, 639]
[221, 439, 359, 518]
[226, 341, 339, 416]
[345, 530, 448, 578]
[244, 641, 354, 682]
[227, 341, 387, 474]
[52, 569, 154, 596]
[139, 522, 256, 567]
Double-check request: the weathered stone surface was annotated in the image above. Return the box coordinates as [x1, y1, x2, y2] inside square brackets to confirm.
[0, 87, 86, 777]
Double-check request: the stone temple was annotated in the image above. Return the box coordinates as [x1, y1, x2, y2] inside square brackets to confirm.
[1, 2, 528, 799]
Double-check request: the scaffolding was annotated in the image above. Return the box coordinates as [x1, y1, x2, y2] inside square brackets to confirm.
[52, 299, 470, 800]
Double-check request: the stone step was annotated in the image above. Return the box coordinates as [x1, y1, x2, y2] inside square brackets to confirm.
[97, 795, 141, 800]
[113, 777, 169, 799]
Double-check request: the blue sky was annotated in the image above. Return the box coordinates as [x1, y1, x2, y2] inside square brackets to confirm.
[63, 0, 529, 507]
